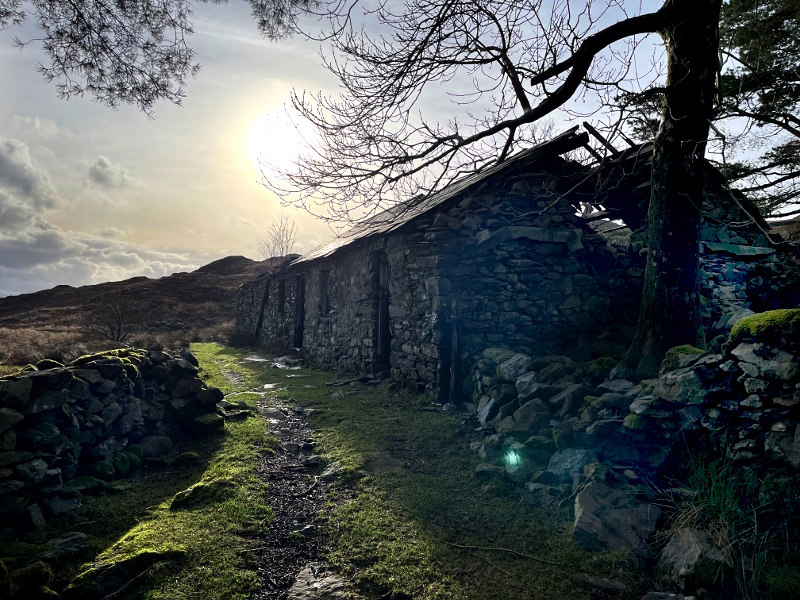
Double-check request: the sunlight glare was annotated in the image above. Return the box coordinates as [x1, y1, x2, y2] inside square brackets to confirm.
[246, 112, 311, 176]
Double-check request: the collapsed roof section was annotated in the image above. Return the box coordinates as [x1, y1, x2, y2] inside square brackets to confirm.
[290, 125, 779, 267]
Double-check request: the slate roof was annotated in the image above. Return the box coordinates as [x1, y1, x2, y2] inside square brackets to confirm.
[291, 127, 589, 265]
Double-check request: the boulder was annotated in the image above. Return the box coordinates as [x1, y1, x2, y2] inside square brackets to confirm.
[653, 368, 708, 406]
[573, 480, 661, 557]
[141, 435, 173, 458]
[731, 343, 798, 381]
[658, 529, 730, 592]
[477, 398, 497, 426]
[191, 414, 224, 436]
[0, 378, 32, 411]
[172, 378, 203, 399]
[596, 380, 635, 395]
[21, 503, 46, 532]
[544, 449, 597, 484]
[515, 373, 554, 402]
[0, 407, 23, 434]
[548, 384, 587, 417]
[483, 347, 518, 364]
[27, 390, 70, 414]
[505, 399, 550, 435]
[15, 459, 48, 486]
[286, 562, 347, 600]
[0, 561, 54, 599]
[36, 531, 89, 561]
[496, 354, 531, 382]
[590, 393, 627, 411]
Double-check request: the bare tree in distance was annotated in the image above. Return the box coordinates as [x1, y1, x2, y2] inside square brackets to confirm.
[258, 211, 299, 267]
[86, 295, 138, 344]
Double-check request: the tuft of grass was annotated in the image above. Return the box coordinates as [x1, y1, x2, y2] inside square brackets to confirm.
[664, 453, 800, 599]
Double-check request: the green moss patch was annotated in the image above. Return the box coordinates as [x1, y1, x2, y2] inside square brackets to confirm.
[660, 345, 704, 374]
[729, 308, 800, 349]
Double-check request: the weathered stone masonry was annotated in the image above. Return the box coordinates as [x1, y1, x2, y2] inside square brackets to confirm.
[235, 128, 798, 401]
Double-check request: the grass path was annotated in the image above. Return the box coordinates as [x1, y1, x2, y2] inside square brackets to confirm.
[27, 343, 648, 599]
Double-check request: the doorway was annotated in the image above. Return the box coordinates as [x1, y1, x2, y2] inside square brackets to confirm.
[294, 276, 305, 348]
[377, 253, 391, 366]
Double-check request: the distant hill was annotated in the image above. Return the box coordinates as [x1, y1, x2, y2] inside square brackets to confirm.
[0, 255, 274, 366]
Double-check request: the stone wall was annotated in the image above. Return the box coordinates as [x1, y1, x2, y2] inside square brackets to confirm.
[299, 240, 386, 373]
[233, 272, 269, 344]
[0, 348, 222, 530]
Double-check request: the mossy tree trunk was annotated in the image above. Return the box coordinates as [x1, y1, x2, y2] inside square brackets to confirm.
[626, 0, 723, 377]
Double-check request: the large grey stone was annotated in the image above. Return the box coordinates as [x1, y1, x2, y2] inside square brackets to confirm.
[27, 389, 70, 413]
[0, 378, 32, 411]
[503, 400, 550, 436]
[549, 384, 587, 417]
[477, 398, 497, 426]
[545, 449, 597, 484]
[141, 435, 173, 458]
[496, 354, 531, 382]
[15, 459, 48, 486]
[658, 529, 730, 592]
[653, 368, 708, 405]
[0, 407, 23, 434]
[516, 374, 554, 402]
[286, 563, 347, 600]
[597, 379, 635, 394]
[731, 343, 798, 381]
[36, 531, 89, 561]
[573, 481, 662, 558]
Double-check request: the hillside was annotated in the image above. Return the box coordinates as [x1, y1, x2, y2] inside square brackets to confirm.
[0, 255, 272, 365]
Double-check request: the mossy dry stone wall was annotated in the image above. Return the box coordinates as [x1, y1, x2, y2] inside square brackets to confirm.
[0, 347, 223, 531]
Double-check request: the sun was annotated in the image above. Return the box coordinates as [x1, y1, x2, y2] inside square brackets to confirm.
[246, 112, 311, 177]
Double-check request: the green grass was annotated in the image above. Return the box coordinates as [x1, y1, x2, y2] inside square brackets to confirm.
[191, 344, 649, 600]
[30, 343, 652, 599]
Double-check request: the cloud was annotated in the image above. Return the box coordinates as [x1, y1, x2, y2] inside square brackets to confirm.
[0, 138, 202, 296]
[11, 116, 65, 139]
[0, 137, 58, 209]
[86, 156, 133, 189]
[96, 226, 130, 238]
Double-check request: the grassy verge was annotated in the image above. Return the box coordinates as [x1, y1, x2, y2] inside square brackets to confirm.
[196, 343, 649, 600]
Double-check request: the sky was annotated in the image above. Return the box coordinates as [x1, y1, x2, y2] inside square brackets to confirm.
[0, 0, 672, 298]
[0, 1, 340, 297]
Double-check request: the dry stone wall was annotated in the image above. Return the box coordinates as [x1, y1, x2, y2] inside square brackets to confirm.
[0, 348, 223, 531]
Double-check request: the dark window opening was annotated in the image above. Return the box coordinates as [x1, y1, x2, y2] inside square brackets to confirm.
[319, 270, 330, 314]
[277, 280, 286, 314]
[294, 277, 306, 347]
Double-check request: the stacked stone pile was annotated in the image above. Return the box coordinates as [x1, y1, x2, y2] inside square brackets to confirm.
[0, 346, 223, 531]
[465, 309, 800, 563]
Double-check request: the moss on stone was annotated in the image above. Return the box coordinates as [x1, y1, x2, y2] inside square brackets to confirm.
[35, 359, 64, 370]
[0, 557, 7, 578]
[127, 444, 143, 459]
[586, 357, 617, 380]
[38, 585, 60, 598]
[172, 452, 201, 467]
[63, 476, 107, 495]
[623, 413, 647, 430]
[552, 429, 568, 451]
[728, 308, 800, 349]
[660, 344, 704, 374]
[192, 414, 225, 436]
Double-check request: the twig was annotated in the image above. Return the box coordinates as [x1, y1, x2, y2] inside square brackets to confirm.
[447, 541, 567, 566]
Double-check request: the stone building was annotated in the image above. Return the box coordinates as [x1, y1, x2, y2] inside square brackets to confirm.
[236, 127, 796, 401]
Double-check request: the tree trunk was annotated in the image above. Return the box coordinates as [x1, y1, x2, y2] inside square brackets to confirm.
[625, 0, 723, 377]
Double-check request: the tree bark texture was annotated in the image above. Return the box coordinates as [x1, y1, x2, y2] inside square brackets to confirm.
[626, 0, 723, 377]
